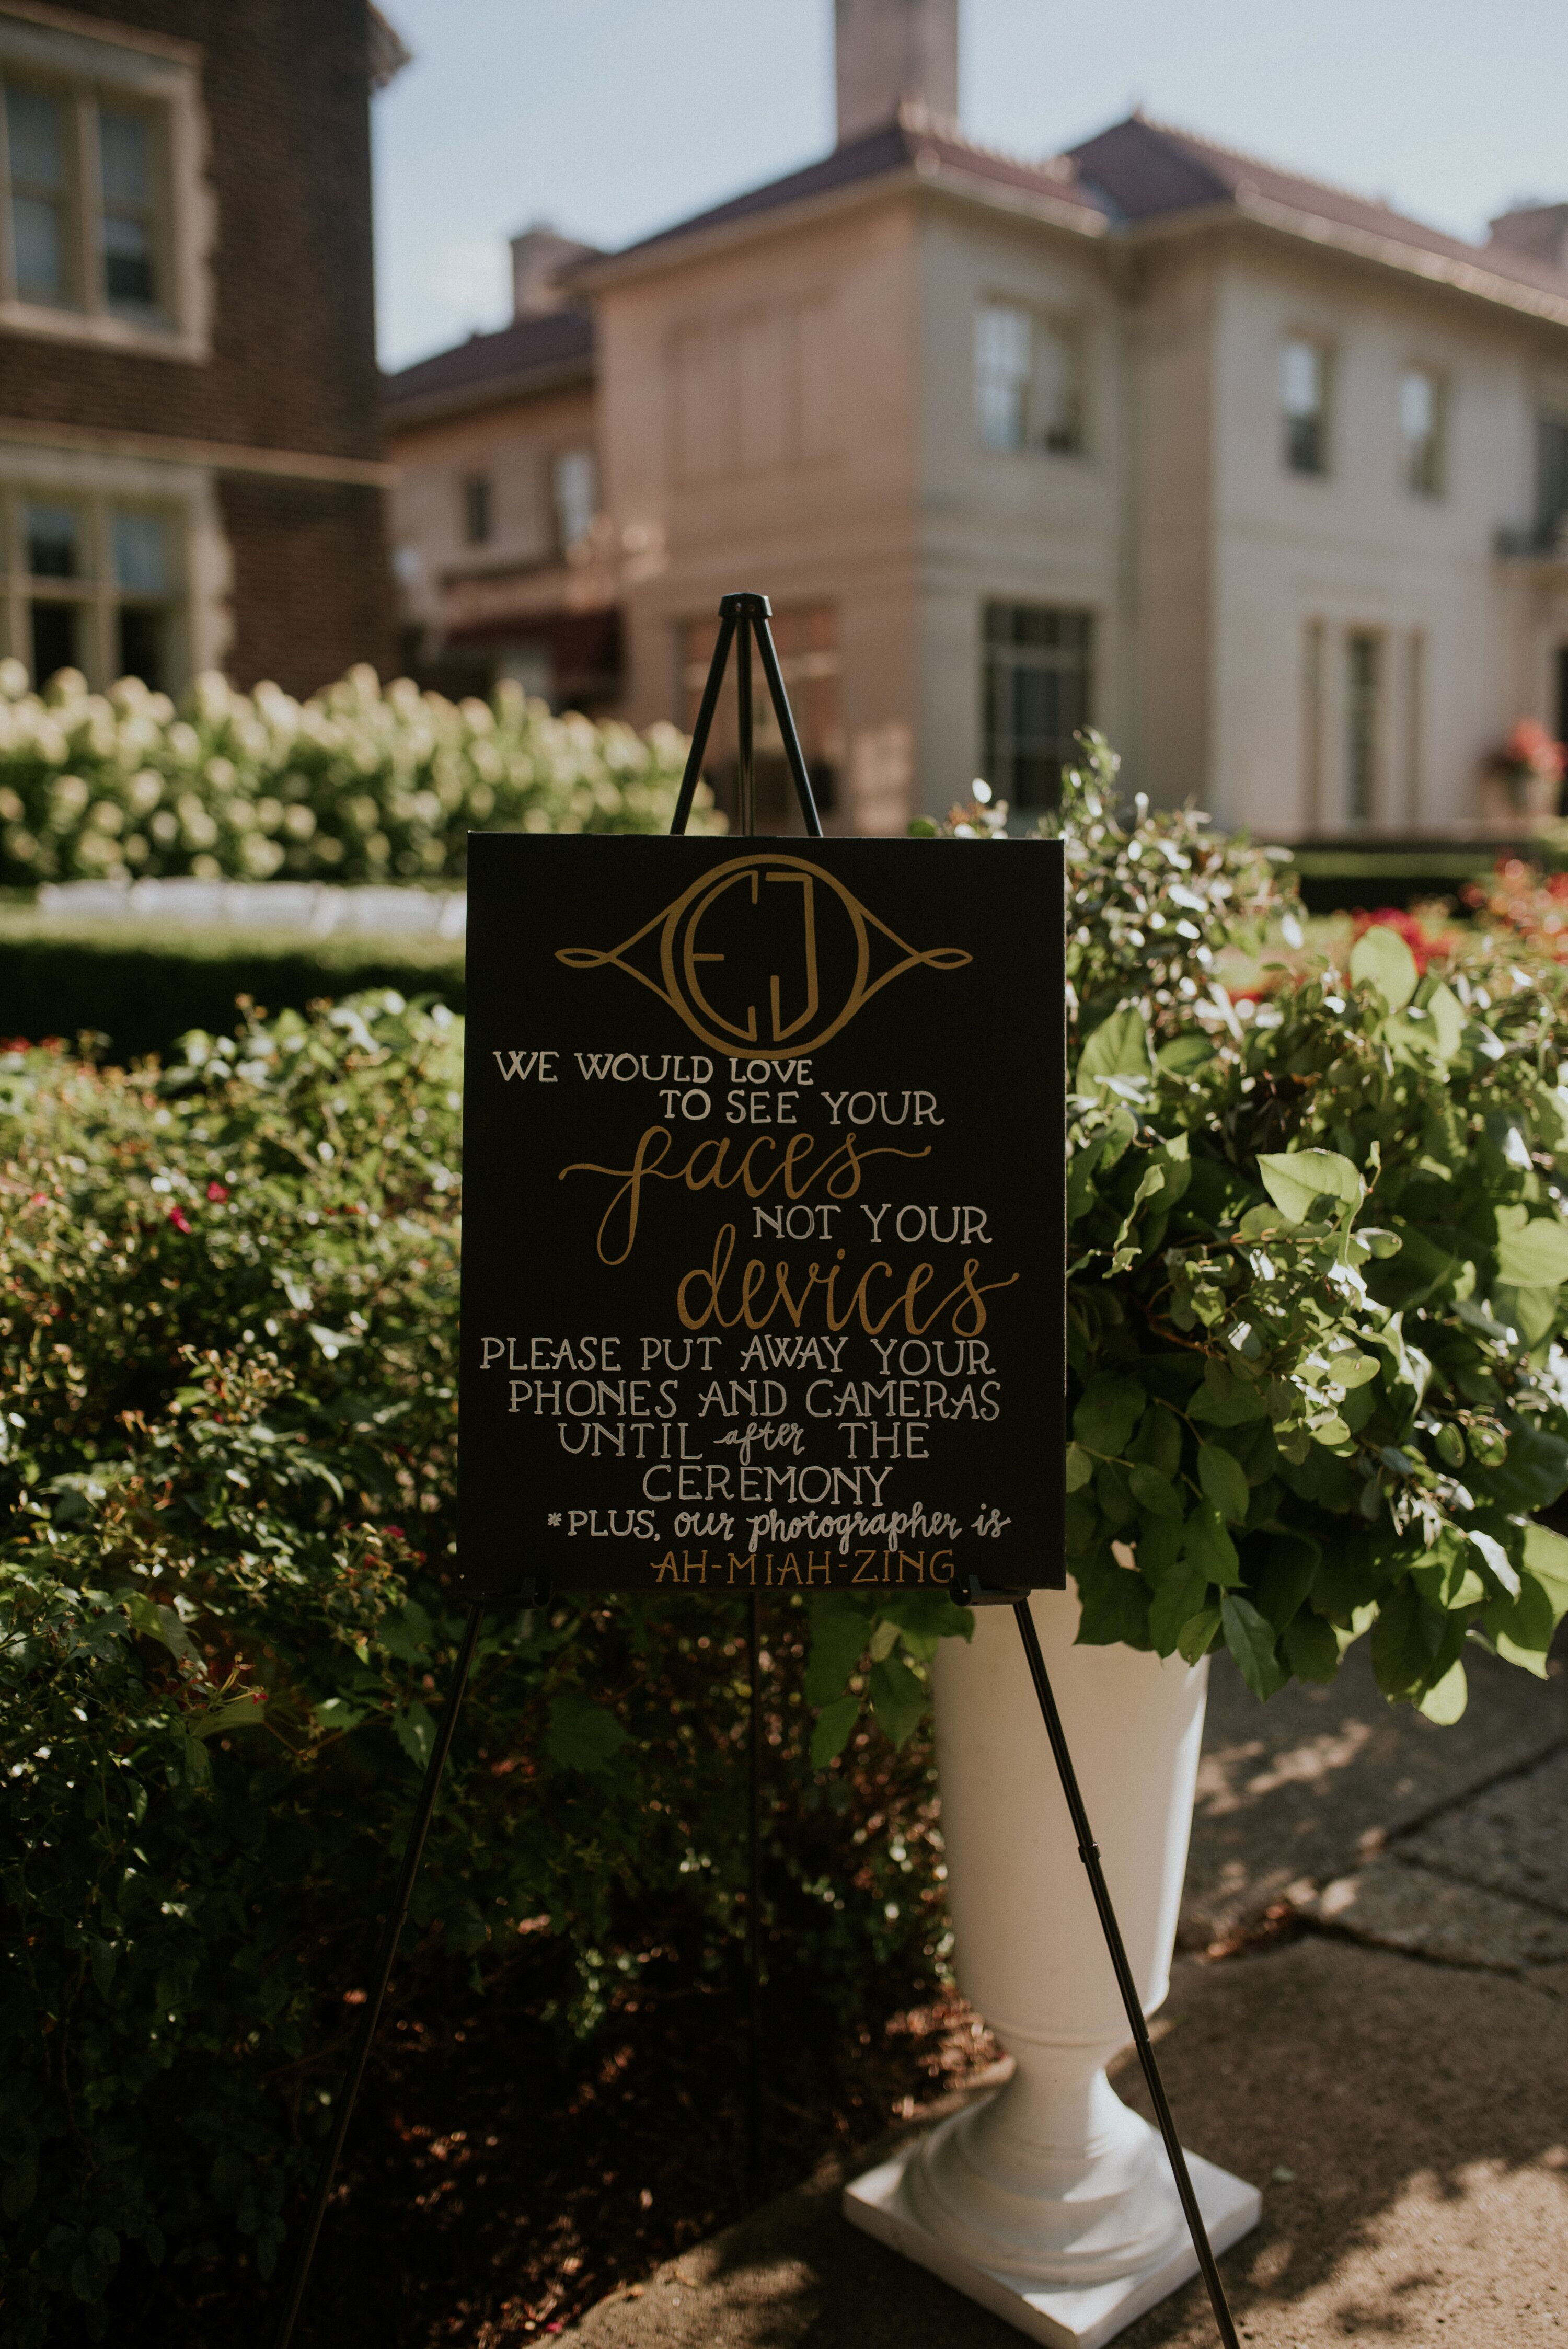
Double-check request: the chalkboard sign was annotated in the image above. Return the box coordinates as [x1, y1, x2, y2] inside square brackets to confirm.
[457, 835, 1065, 1596]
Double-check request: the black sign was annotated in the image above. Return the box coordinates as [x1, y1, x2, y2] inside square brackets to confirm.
[457, 835, 1064, 1596]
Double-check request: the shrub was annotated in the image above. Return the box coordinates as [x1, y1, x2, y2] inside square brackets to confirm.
[0, 995, 942, 2344]
[0, 660, 711, 891]
[0, 911, 467, 1063]
[808, 739, 1568, 1751]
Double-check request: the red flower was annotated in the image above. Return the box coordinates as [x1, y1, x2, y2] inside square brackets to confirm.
[1350, 905, 1451, 975]
[167, 1204, 192, 1234]
[206, 1181, 229, 1202]
[384, 1524, 406, 1540]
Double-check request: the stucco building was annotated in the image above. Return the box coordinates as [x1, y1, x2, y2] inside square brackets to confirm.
[1, 0, 398, 699]
[384, 0, 1568, 839]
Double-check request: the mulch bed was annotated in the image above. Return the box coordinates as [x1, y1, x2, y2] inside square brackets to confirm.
[171, 1948, 996, 2347]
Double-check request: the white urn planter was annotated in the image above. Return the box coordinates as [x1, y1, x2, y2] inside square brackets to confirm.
[844, 1590, 1260, 2349]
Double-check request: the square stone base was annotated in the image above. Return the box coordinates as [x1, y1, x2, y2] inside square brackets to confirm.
[843, 2136, 1261, 2349]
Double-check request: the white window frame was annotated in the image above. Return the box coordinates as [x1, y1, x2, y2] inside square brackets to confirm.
[0, 435, 230, 690]
[1281, 335, 1331, 478]
[552, 445, 597, 557]
[1399, 364, 1444, 499]
[0, 0, 212, 360]
[975, 300, 1086, 459]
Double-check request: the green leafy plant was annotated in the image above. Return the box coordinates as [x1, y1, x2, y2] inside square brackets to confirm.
[0, 997, 939, 2345]
[0, 659, 714, 891]
[806, 735, 1568, 1752]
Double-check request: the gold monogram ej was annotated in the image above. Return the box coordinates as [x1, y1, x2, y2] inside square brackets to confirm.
[557, 852, 971, 1058]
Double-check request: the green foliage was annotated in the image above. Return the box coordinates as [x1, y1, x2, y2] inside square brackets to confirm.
[0, 659, 713, 891]
[843, 731, 1568, 1750]
[1048, 735, 1568, 1720]
[0, 909, 465, 1062]
[0, 996, 937, 2343]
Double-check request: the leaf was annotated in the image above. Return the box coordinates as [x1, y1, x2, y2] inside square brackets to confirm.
[1074, 1560, 1153, 1648]
[1256, 1148, 1364, 1227]
[1256, 1533, 1320, 1631]
[1417, 1660, 1468, 1724]
[1148, 1568, 1208, 1657]
[1426, 982, 1465, 1061]
[1076, 1007, 1154, 1093]
[1182, 1499, 1241, 1587]
[869, 1656, 927, 1749]
[877, 1588, 974, 1660]
[1495, 1214, 1568, 1289]
[121, 1591, 199, 1667]
[392, 1702, 435, 1771]
[1465, 1528, 1520, 1599]
[1522, 1520, 1568, 1621]
[1177, 1606, 1221, 1663]
[1197, 1442, 1250, 1525]
[545, 1689, 628, 1776]
[190, 1692, 270, 1741]
[1188, 1367, 1269, 1425]
[1157, 1032, 1216, 1076]
[1221, 1593, 1283, 1699]
[1071, 1375, 1145, 1458]
[1282, 1612, 1339, 1682]
[1350, 923, 1419, 1009]
[810, 1695, 860, 1768]
[1128, 1463, 1183, 1518]
[1065, 1442, 1094, 1491]
[807, 1616, 868, 1710]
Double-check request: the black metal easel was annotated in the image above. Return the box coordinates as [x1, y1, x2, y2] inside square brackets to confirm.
[273, 594, 1239, 2349]
[1004, 1590, 1241, 2349]
[669, 592, 826, 2180]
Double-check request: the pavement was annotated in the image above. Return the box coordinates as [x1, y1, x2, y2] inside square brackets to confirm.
[562, 1642, 1568, 2348]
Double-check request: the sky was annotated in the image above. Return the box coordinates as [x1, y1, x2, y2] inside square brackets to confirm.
[373, 0, 1568, 373]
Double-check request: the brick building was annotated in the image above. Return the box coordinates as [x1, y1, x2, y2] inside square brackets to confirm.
[1, 0, 398, 698]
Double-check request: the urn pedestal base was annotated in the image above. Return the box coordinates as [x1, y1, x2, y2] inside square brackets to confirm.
[844, 2110, 1260, 2349]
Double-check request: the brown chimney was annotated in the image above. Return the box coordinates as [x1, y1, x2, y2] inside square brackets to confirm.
[508, 223, 601, 320]
[1488, 202, 1568, 273]
[834, 0, 958, 145]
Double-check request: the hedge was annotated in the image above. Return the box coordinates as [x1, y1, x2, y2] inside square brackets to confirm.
[0, 908, 464, 1062]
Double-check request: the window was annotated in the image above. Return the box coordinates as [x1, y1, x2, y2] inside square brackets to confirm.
[2, 77, 166, 316]
[461, 475, 492, 546]
[1346, 631, 1381, 823]
[99, 105, 158, 305]
[0, 15, 207, 354]
[2, 485, 182, 692]
[6, 82, 72, 301]
[1400, 368, 1443, 497]
[982, 604, 1093, 812]
[1537, 416, 1568, 548]
[975, 303, 1083, 456]
[552, 448, 597, 555]
[1282, 338, 1329, 475]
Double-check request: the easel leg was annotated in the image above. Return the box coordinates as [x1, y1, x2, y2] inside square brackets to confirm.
[272, 1600, 487, 2349]
[1011, 1599, 1242, 2349]
[746, 1587, 763, 2181]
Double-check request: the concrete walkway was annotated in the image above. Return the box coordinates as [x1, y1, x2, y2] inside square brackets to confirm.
[563, 1645, 1568, 2348]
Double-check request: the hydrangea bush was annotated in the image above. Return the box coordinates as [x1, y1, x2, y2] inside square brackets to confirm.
[0, 659, 707, 891]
